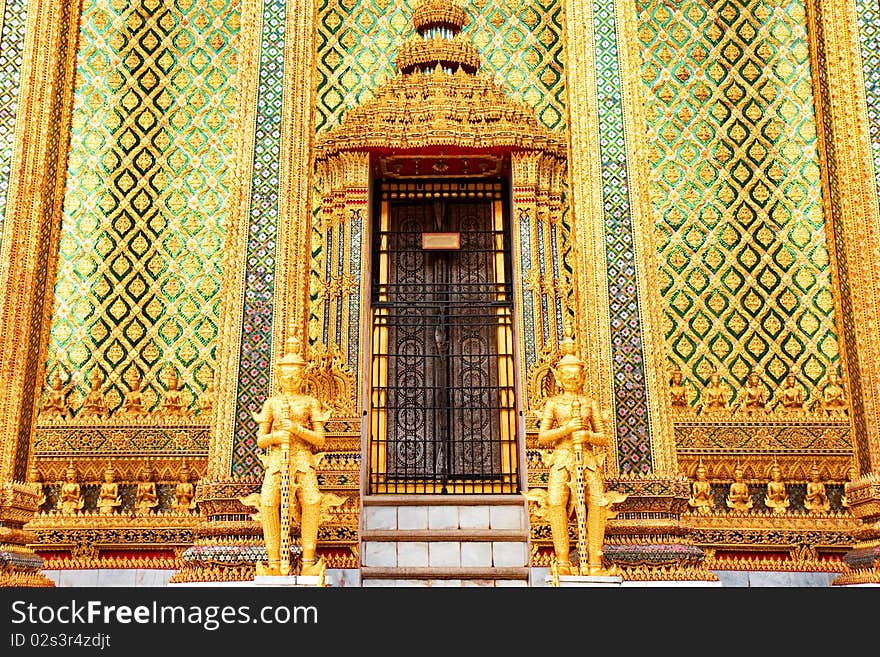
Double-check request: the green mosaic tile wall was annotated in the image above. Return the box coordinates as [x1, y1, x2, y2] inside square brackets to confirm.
[637, 0, 840, 408]
[46, 0, 239, 414]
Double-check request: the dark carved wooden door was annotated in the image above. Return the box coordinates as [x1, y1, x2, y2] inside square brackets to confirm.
[368, 180, 518, 494]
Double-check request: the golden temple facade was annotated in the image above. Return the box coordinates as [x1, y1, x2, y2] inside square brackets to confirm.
[2, 0, 880, 587]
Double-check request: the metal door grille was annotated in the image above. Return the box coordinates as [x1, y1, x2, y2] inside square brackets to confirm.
[368, 181, 519, 494]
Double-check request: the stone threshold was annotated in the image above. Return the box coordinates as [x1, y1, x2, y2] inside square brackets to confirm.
[360, 566, 530, 580]
[363, 494, 526, 506]
[362, 529, 527, 542]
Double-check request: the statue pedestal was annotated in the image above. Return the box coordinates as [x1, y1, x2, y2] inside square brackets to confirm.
[548, 574, 623, 587]
[253, 575, 324, 587]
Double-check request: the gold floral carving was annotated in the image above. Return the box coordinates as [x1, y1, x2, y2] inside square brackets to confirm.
[396, 39, 481, 74]
[210, 0, 266, 481]
[315, 67, 566, 161]
[411, 1, 468, 31]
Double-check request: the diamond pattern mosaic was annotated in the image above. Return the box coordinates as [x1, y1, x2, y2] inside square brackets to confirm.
[593, 0, 653, 473]
[314, 0, 567, 134]
[637, 0, 840, 409]
[0, 0, 28, 251]
[857, 0, 880, 214]
[47, 0, 239, 415]
[232, 0, 286, 477]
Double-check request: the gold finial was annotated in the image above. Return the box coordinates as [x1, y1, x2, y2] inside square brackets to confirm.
[278, 317, 307, 368]
[557, 318, 582, 367]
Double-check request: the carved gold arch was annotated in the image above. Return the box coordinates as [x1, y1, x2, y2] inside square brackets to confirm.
[313, 65, 571, 421]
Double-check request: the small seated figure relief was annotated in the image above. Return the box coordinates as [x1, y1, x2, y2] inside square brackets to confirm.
[764, 460, 790, 514]
[687, 460, 713, 514]
[173, 464, 197, 514]
[40, 371, 72, 420]
[31, 470, 46, 512]
[134, 465, 160, 515]
[804, 464, 831, 514]
[816, 371, 848, 415]
[58, 461, 84, 515]
[737, 371, 769, 414]
[726, 464, 753, 512]
[79, 369, 110, 420]
[96, 463, 122, 515]
[842, 463, 857, 509]
[775, 373, 807, 412]
[156, 370, 189, 418]
[120, 373, 149, 418]
[197, 374, 216, 417]
[697, 370, 727, 414]
[669, 366, 690, 411]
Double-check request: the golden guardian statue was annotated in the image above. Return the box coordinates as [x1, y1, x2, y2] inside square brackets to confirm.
[525, 324, 626, 577]
[243, 322, 338, 579]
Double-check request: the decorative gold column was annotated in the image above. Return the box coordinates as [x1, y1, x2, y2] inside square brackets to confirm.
[0, 0, 81, 586]
[176, 0, 321, 583]
[562, 0, 713, 580]
[561, 0, 612, 409]
[811, 0, 880, 585]
[273, 0, 320, 368]
[312, 149, 367, 415]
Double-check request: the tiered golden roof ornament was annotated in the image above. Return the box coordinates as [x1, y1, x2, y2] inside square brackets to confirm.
[314, 0, 566, 159]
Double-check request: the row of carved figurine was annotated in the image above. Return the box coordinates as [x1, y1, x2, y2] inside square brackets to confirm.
[670, 367, 848, 414]
[38, 368, 216, 421]
[34, 460, 197, 516]
[688, 460, 843, 515]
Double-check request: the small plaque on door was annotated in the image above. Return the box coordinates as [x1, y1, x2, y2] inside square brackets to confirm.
[421, 232, 461, 250]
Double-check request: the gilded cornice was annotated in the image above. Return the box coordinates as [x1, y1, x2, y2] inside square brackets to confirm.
[31, 457, 205, 484]
[685, 513, 859, 533]
[845, 472, 880, 518]
[39, 555, 182, 571]
[396, 37, 481, 74]
[0, 481, 41, 524]
[314, 68, 567, 161]
[25, 513, 199, 533]
[411, 1, 468, 32]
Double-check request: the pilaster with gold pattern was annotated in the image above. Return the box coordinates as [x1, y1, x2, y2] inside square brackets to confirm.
[311, 150, 367, 415]
[175, 0, 330, 584]
[560, 0, 713, 580]
[0, 0, 82, 586]
[511, 150, 572, 412]
[810, 0, 880, 584]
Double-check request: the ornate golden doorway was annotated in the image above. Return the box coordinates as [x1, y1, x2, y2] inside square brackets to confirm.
[367, 179, 519, 494]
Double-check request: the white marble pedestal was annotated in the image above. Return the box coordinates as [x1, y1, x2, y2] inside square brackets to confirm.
[253, 575, 324, 587]
[548, 574, 623, 587]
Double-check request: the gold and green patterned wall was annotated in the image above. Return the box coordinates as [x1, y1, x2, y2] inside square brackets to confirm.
[310, 0, 567, 370]
[315, 0, 565, 134]
[637, 0, 840, 406]
[45, 0, 239, 413]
